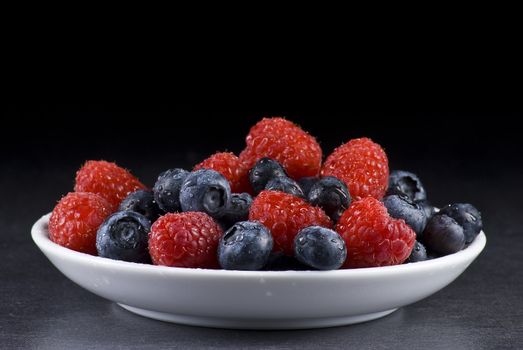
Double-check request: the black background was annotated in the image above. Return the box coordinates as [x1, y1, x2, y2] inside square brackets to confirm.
[1, 106, 522, 349]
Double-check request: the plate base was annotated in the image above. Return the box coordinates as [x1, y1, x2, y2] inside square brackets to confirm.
[118, 304, 398, 329]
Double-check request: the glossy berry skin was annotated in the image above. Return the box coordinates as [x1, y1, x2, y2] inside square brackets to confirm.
[49, 192, 111, 255]
[386, 170, 427, 202]
[219, 193, 253, 230]
[307, 176, 351, 222]
[294, 226, 347, 270]
[249, 190, 332, 255]
[248, 158, 288, 194]
[218, 221, 273, 270]
[119, 190, 163, 223]
[321, 138, 389, 200]
[438, 203, 482, 243]
[240, 118, 322, 180]
[422, 214, 465, 256]
[336, 197, 416, 268]
[265, 176, 304, 198]
[153, 168, 189, 213]
[406, 241, 428, 263]
[298, 177, 319, 197]
[148, 212, 223, 268]
[418, 200, 436, 221]
[74, 160, 146, 211]
[179, 169, 231, 218]
[96, 211, 151, 263]
[382, 194, 427, 236]
[194, 152, 248, 193]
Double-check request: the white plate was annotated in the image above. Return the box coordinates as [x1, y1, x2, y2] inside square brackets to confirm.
[31, 213, 486, 330]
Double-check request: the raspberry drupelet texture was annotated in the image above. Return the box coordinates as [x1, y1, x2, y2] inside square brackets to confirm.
[49, 192, 112, 255]
[194, 152, 250, 193]
[148, 212, 223, 268]
[249, 190, 332, 255]
[239, 118, 322, 180]
[336, 197, 416, 268]
[74, 160, 146, 211]
[322, 138, 389, 200]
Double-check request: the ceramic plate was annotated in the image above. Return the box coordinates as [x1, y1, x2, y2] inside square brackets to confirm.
[32, 213, 486, 329]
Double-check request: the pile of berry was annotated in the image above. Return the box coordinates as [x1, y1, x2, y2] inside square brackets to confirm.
[48, 117, 483, 270]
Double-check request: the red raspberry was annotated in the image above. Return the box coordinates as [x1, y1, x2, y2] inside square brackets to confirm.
[249, 190, 332, 255]
[49, 192, 111, 255]
[336, 197, 415, 268]
[239, 117, 322, 180]
[321, 138, 389, 200]
[74, 160, 146, 211]
[148, 212, 223, 268]
[194, 152, 250, 193]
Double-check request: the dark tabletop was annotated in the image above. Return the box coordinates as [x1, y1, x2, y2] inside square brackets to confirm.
[1, 109, 522, 349]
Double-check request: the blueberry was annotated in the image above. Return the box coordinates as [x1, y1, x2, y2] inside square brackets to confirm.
[218, 221, 273, 270]
[179, 169, 231, 218]
[96, 211, 151, 263]
[263, 252, 310, 271]
[265, 176, 304, 198]
[438, 203, 482, 243]
[293, 226, 347, 270]
[219, 193, 253, 229]
[427, 252, 440, 260]
[383, 194, 427, 236]
[119, 190, 163, 222]
[387, 170, 427, 202]
[422, 214, 465, 256]
[406, 241, 428, 263]
[298, 177, 319, 196]
[153, 168, 189, 213]
[249, 158, 287, 194]
[418, 200, 436, 221]
[307, 176, 350, 222]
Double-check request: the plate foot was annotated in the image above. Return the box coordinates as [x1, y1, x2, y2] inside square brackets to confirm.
[118, 304, 398, 330]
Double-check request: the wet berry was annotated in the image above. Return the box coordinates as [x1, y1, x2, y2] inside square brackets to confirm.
[218, 221, 273, 270]
[294, 226, 347, 270]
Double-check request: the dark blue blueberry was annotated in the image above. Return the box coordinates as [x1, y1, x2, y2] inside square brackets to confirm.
[96, 211, 151, 263]
[422, 214, 465, 256]
[265, 176, 304, 198]
[418, 200, 436, 221]
[218, 221, 273, 270]
[219, 193, 253, 230]
[426, 252, 440, 260]
[406, 241, 428, 263]
[153, 168, 189, 213]
[297, 177, 319, 196]
[307, 176, 351, 222]
[383, 194, 427, 236]
[249, 158, 287, 194]
[438, 203, 482, 243]
[180, 169, 231, 218]
[119, 190, 163, 222]
[387, 170, 427, 202]
[263, 252, 310, 271]
[293, 226, 347, 270]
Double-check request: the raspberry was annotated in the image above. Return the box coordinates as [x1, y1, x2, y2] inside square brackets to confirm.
[239, 117, 322, 180]
[249, 190, 332, 255]
[49, 192, 111, 255]
[74, 160, 146, 211]
[321, 138, 389, 200]
[194, 152, 249, 193]
[148, 212, 223, 268]
[335, 197, 416, 268]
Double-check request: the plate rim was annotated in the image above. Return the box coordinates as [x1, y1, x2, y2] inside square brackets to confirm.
[32, 213, 486, 279]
